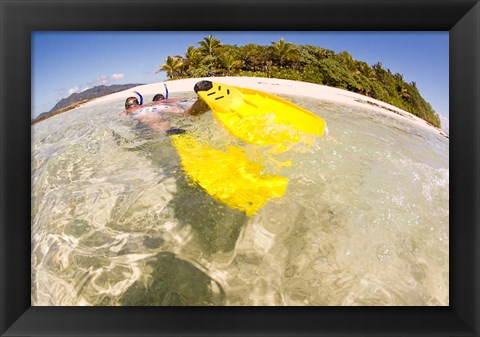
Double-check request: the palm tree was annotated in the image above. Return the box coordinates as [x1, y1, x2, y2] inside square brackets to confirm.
[398, 85, 410, 100]
[393, 73, 404, 82]
[220, 53, 243, 76]
[372, 62, 384, 73]
[316, 47, 335, 59]
[358, 62, 377, 80]
[182, 46, 203, 76]
[198, 35, 222, 56]
[338, 51, 358, 73]
[271, 38, 298, 68]
[239, 44, 270, 72]
[157, 55, 184, 79]
[392, 73, 410, 100]
[264, 60, 273, 77]
[372, 62, 387, 84]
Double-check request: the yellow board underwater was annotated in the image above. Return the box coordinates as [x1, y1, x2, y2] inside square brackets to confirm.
[170, 133, 288, 216]
[194, 80, 327, 145]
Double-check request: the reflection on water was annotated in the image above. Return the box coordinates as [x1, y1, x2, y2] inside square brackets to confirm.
[31, 92, 449, 306]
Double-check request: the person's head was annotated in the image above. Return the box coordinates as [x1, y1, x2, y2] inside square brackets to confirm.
[152, 94, 165, 102]
[125, 97, 139, 110]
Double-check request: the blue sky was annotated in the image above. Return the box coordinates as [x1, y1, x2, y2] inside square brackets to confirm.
[32, 31, 449, 118]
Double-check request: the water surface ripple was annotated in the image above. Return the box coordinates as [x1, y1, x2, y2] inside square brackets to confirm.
[32, 93, 449, 306]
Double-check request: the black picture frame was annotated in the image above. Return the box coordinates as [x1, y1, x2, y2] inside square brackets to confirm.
[1, 0, 479, 336]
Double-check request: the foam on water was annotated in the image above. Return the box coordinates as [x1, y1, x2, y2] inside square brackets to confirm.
[31, 93, 449, 306]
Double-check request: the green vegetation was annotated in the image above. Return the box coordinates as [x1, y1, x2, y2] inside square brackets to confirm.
[158, 36, 441, 128]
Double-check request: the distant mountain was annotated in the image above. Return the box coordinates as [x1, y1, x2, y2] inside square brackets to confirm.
[49, 83, 144, 113]
[34, 110, 51, 121]
[32, 83, 144, 124]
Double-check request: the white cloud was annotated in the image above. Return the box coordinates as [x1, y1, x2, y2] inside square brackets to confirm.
[86, 73, 126, 88]
[56, 73, 127, 104]
[111, 73, 125, 80]
[68, 86, 81, 95]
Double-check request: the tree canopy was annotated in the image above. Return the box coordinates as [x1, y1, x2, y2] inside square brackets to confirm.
[158, 36, 441, 128]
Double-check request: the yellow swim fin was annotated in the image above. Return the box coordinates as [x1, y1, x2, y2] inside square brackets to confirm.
[194, 80, 327, 145]
[170, 133, 288, 216]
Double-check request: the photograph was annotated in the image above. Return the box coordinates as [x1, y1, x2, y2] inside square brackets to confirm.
[1, 0, 479, 336]
[31, 31, 449, 306]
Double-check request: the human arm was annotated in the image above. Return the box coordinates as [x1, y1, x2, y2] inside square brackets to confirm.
[137, 113, 172, 132]
[184, 98, 210, 116]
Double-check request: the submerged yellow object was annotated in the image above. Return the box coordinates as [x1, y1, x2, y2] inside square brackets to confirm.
[194, 80, 327, 145]
[170, 133, 288, 216]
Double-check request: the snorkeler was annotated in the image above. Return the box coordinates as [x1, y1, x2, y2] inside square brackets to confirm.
[121, 86, 210, 132]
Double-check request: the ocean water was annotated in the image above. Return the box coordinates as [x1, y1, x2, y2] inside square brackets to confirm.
[31, 92, 449, 306]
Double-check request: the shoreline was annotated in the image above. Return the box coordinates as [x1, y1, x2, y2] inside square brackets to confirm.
[50, 77, 449, 139]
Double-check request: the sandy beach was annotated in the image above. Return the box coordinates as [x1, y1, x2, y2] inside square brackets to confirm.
[82, 76, 448, 138]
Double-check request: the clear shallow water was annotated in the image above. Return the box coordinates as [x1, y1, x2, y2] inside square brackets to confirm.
[31, 92, 449, 306]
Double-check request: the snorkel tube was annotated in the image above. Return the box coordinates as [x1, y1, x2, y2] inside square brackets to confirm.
[164, 83, 169, 99]
[134, 91, 143, 105]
